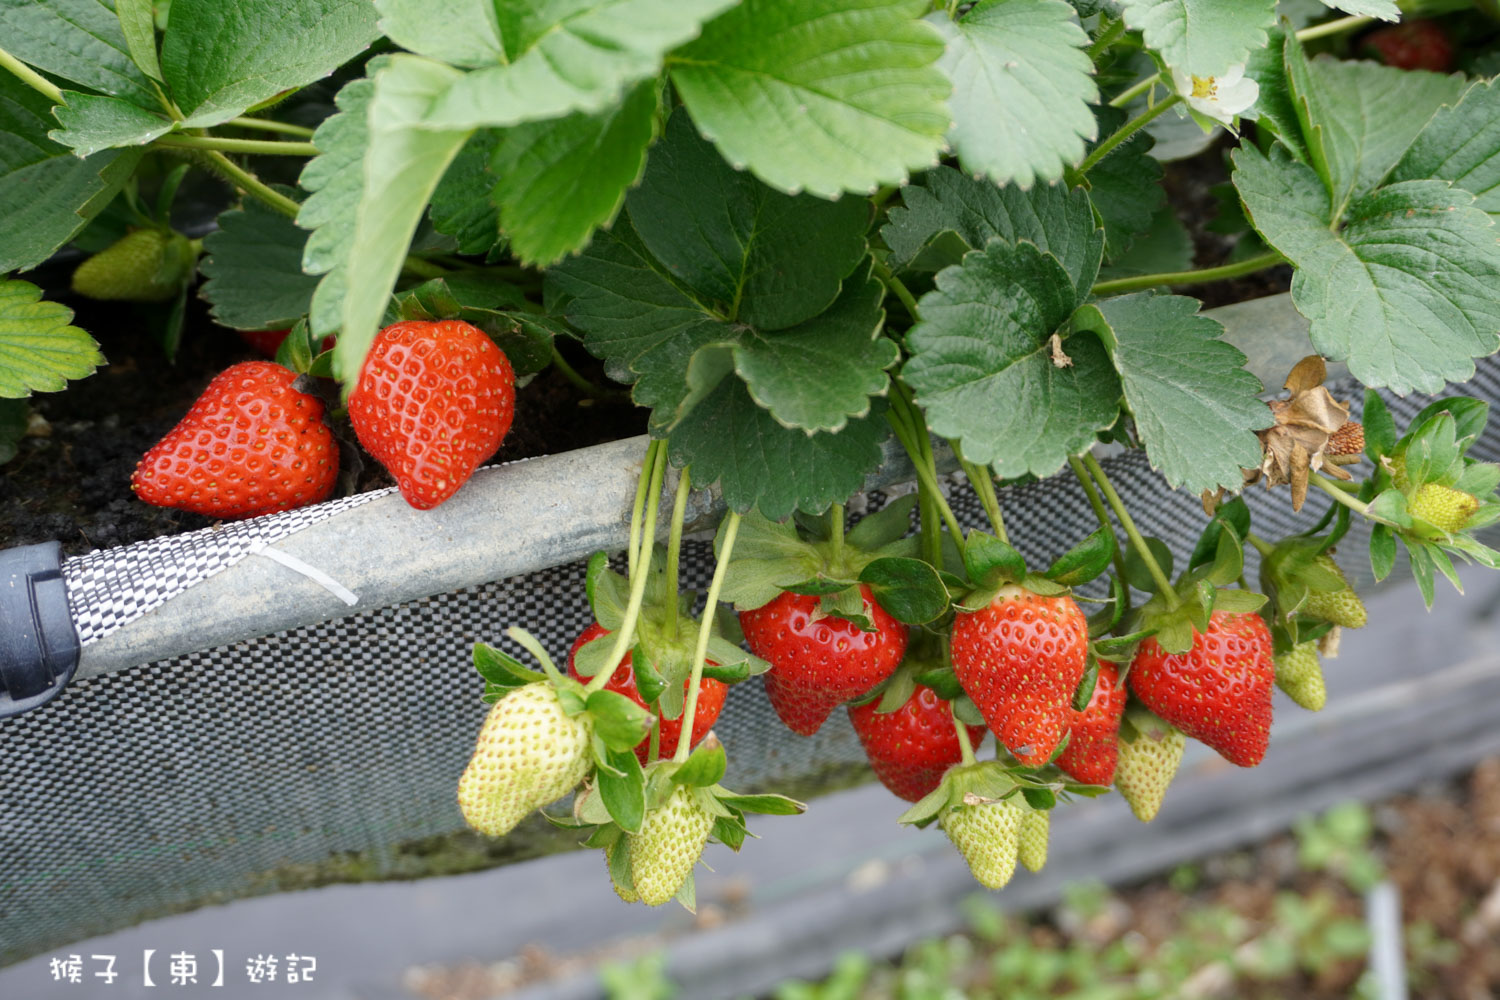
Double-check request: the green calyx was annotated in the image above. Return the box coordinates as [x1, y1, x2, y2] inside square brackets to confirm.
[1260, 538, 1365, 630]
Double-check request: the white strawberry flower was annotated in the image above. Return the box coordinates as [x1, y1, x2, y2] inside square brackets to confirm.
[1171, 64, 1259, 125]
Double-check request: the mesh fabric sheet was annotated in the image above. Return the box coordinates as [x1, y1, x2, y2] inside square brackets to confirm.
[3, 365, 1498, 965]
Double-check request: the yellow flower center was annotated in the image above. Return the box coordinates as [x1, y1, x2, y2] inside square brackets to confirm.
[1190, 75, 1218, 99]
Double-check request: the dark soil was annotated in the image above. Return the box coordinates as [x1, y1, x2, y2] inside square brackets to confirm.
[0, 285, 643, 556]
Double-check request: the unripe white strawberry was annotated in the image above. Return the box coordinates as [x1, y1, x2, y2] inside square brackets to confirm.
[1018, 807, 1050, 873]
[624, 791, 711, 905]
[1275, 641, 1326, 711]
[942, 797, 1025, 890]
[1300, 555, 1367, 629]
[457, 683, 592, 837]
[628, 784, 714, 906]
[1115, 717, 1185, 823]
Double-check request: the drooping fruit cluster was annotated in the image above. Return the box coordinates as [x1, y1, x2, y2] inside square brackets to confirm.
[132, 361, 337, 519]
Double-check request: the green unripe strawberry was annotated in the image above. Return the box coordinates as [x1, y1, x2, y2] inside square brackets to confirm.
[941, 798, 1025, 890]
[457, 682, 592, 837]
[71, 229, 192, 302]
[1301, 555, 1367, 629]
[1115, 714, 1185, 823]
[1018, 808, 1050, 873]
[1275, 641, 1326, 712]
[1410, 482, 1479, 534]
[629, 784, 714, 906]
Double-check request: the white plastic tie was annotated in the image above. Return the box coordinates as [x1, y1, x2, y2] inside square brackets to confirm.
[248, 540, 359, 607]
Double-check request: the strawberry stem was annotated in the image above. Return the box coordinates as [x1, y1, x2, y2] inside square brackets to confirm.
[664, 466, 693, 637]
[627, 440, 660, 579]
[1107, 73, 1160, 110]
[674, 511, 741, 762]
[647, 718, 662, 765]
[1082, 452, 1180, 608]
[1078, 96, 1181, 176]
[1068, 455, 1129, 585]
[1245, 532, 1275, 558]
[1090, 251, 1285, 297]
[0, 45, 64, 103]
[1296, 14, 1373, 42]
[830, 503, 845, 567]
[225, 116, 317, 138]
[871, 257, 922, 323]
[956, 448, 1008, 544]
[587, 443, 669, 694]
[888, 385, 966, 544]
[153, 135, 320, 157]
[1309, 472, 1375, 518]
[196, 151, 302, 218]
[952, 704, 977, 766]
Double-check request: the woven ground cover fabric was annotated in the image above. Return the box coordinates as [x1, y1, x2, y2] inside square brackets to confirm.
[2, 364, 1497, 964]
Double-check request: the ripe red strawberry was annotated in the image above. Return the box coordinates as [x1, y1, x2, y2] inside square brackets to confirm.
[1129, 610, 1275, 767]
[132, 361, 336, 519]
[949, 585, 1089, 767]
[566, 623, 727, 765]
[1055, 663, 1127, 786]
[848, 683, 986, 802]
[348, 319, 515, 510]
[1361, 20, 1454, 72]
[740, 585, 908, 736]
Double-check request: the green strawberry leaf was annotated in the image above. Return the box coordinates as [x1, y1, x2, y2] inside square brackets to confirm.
[586, 552, 629, 630]
[1087, 573, 1127, 637]
[702, 636, 770, 680]
[1021, 785, 1056, 811]
[716, 512, 825, 609]
[0, 280, 104, 398]
[48, 92, 173, 157]
[915, 666, 965, 702]
[784, 576, 860, 597]
[1284, 37, 1467, 219]
[963, 531, 1027, 587]
[273, 319, 315, 375]
[671, 0, 950, 198]
[1406, 539, 1438, 608]
[472, 642, 539, 689]
[0, 0, 157, 107]
[305, 58, 472, 385]
[298, 75, 374, 338]
[712, 813, 748, 851]
[588, 688, 656, 753]
[668, 383, 891, 519]
[671, 740, 728, 787]
[428, 130, 504, 257]
[1084, 106, 1166, 261]
[1189, 497, 1250, 572]
[1392, 78, 1500, 220]
[903, 239, 1121, 478]
[1407, 398, 1490, 459]
[1122, 536, 1174, 595]
[1234, 144, 1500, 395]
[1362, 390, 1397, 463]
[1318, 0, 1396, 17]
[1117, 0, 1277, 77]
[881, 166, 1105, 298]
[1069, 292, 1268, 494]
[420, 0, 735, 129]
[1212, 588, 1267, 614]
[1045, 525, 1115, 587]
[859, 556, 950, 625]
[846, 495, 918, 552]
[715, 790, 807, 816]
[596, 746, 647, 834]
[0, 71, 142, 274]
[1243, 27, 1300, 159]
[115, 0, 162, 82]
[490, 79, 658, 266]
[199, 199, 320, 331]
[160, 0, 381, 128]
[374, 0, 504, 68]
[925, 0, 1097, 190]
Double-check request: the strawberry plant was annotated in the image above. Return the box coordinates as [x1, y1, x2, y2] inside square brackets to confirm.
[5, 0, 1500, 901]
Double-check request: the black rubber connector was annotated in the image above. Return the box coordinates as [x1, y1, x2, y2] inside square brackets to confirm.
[0, 542, 80, 719]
